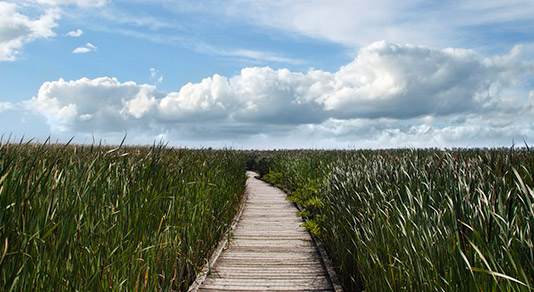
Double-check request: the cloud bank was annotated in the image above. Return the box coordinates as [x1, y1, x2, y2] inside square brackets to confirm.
[26, 41, 534, 148]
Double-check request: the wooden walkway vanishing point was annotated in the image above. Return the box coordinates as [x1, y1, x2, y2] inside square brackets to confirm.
[190, 171, 341, 292]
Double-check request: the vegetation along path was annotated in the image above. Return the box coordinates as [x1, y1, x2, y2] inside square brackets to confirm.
[193, 171, 339, 291]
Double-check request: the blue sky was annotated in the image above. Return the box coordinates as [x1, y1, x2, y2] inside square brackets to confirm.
[1, 0, 533, 148]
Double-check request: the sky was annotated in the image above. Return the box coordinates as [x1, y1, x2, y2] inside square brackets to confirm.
[0, 0, 533, 149]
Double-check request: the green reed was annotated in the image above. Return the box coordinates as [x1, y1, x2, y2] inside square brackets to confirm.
[259, 149, 534, 291]
[0, 139, 246, 291]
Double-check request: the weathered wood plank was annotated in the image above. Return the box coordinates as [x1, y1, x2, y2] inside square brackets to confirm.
[220, 251, 319, 256]
[201, 278, 332, 290]
[209, 267, 327, 275]
[222, 246, 318, 253]
[200, 289, 334, 292]
[229, 240, 314, 248]
[193, 171, 337, 291]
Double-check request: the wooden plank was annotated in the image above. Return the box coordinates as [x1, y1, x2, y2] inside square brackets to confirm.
[201, 278, 332, 290]
[199, 288, 332, 292]
[219, 254, 320, 261]
[229, 240, 314, 248]
[211, 268, 326, 273]
[213, 260, 325, 267]
[210, 266, 327, 274]
[222, 245, 317, 253]
[207, 274, 329, 280]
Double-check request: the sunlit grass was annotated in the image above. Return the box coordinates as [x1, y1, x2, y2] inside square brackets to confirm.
[0, 139, 246, 291]
[4, 141, 532, 291]
[260, 149, 534, 291]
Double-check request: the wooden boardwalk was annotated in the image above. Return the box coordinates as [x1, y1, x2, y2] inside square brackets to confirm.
[193, 171, 338, 292]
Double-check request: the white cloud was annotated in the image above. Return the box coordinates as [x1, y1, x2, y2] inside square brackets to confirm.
[149, 68, 163, 84]
[312, 41, 532, 119]
[212, 48, 300, 64]
[122, 86, 158, 119]
[159, 74, 234, 121]
[25, 77, 162, 132]
[0, 2, 60, 61]
[458, 0, 534, 26]
[25, 41, 534, 147]
[217, 0, 534, 49]
[66, 28, 83, 37]
[34, 0, 108, 7]
[0, 102, 15, 112]
[224, 0, 399, 47]
[291, 114, 533, 149]
[72, 42, 96, 53]
[95, 6, 171, 30]
[188, 42, 302, 65]
[231, 49, 297, 64]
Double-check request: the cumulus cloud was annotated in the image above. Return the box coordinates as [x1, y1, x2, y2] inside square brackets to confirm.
[313, 41, 532, 119]
[0, 2, 60, 61]
[72, 42, 96, 53]
[25, 41, 534, 147]
[66, 28, 83, 37]
[25, 77, 163, 132]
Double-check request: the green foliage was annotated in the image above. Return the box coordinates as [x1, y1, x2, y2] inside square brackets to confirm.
[303, 220, 321, 238]
[0, 140, 246, 291]
[260, 149, 534, 292]
[242, 151, 273, 177]
[6, 142, 532, 291]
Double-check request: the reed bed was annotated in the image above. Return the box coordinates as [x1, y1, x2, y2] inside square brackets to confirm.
[261, 149, 534, 291]
[0, 139, 246, 291]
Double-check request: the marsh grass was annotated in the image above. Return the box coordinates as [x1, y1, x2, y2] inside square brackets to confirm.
[261, 149, 534, 291]
[0, 139, 246, 291]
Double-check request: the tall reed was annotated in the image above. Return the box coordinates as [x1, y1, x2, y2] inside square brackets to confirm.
[261, 149, 534, 291]
[0, 139, 246, 291]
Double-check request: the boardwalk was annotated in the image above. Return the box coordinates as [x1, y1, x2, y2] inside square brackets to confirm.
[193, 171, 338, 292]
